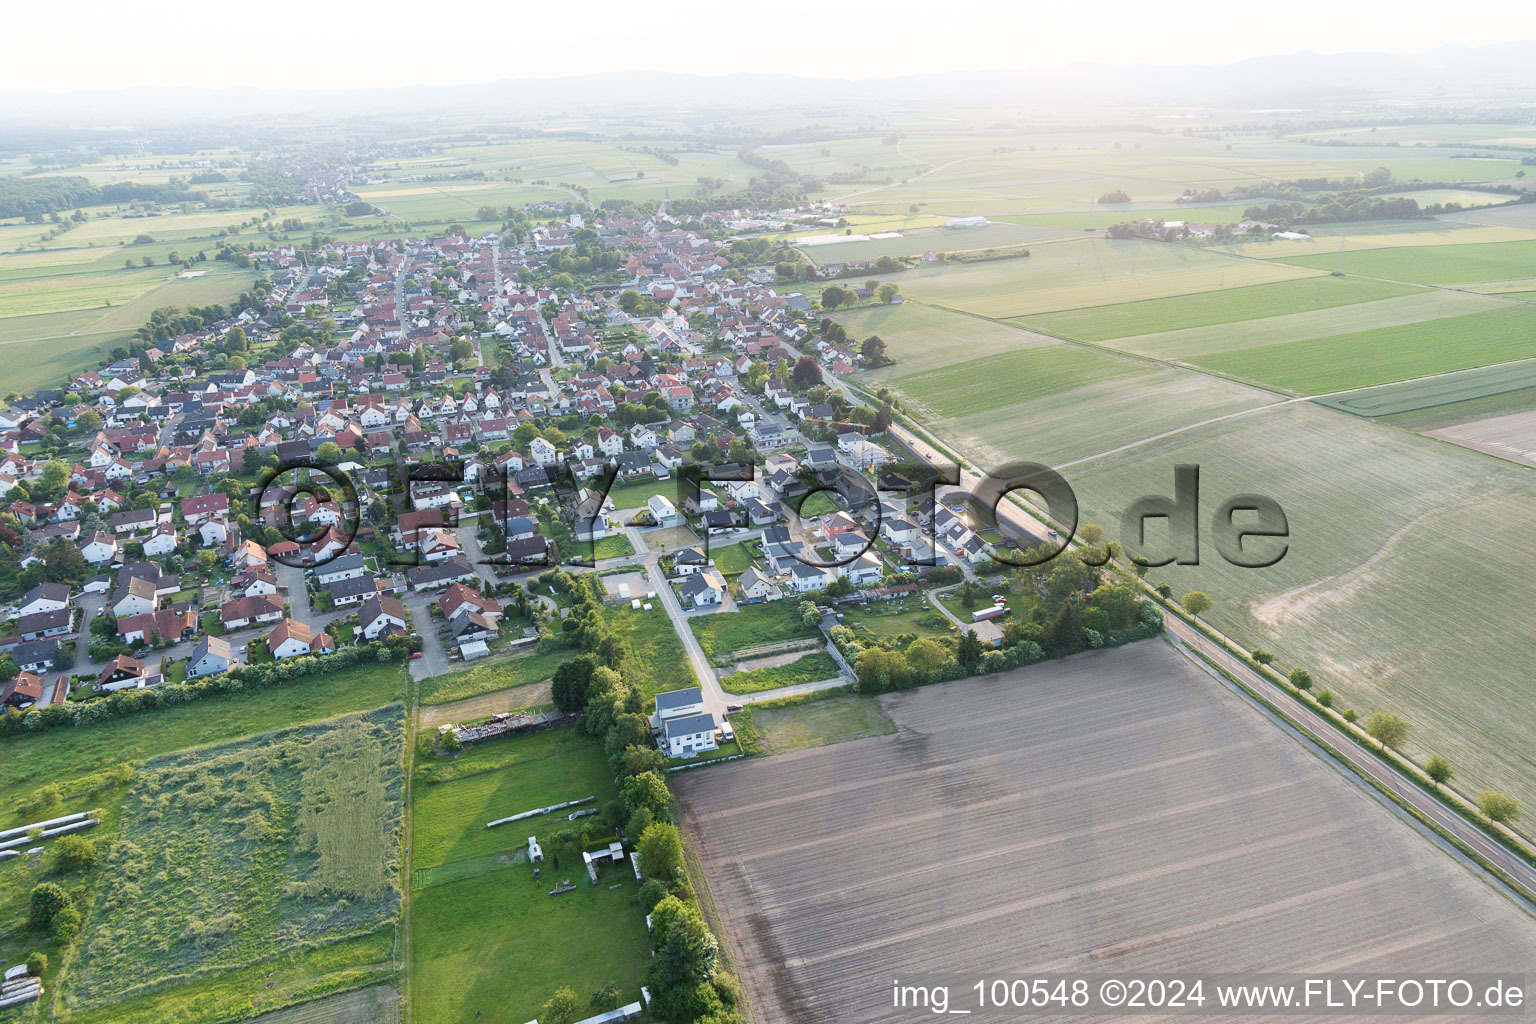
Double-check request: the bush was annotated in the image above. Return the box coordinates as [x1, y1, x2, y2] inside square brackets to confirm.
[26, 952, 47, 976]
[53, 834, 96, 873]
[51, 906, 82, 943]
[28, 883, 70, 930]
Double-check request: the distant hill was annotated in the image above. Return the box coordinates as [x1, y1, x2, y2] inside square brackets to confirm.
[4, 41, 1536, 121]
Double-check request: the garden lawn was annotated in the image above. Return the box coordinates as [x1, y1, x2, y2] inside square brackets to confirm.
[709, 540, 757, 576]
[410, 725, 650, 1024]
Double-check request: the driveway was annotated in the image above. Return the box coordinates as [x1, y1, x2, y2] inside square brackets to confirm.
[403, 592, 449, 681]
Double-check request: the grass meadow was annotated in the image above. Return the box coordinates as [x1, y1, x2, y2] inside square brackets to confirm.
[688, 600, 822, 664]
[605, 604, 697, 696]
[64, 708, 403, 1015]
[410, 725, 649, 1024]
[418, 648, 569, 705]
[720, 650, 841, 693]
[0, 662, 405, 798]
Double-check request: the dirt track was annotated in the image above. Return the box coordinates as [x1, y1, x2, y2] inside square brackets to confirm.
[676, 642, 1536, 1023]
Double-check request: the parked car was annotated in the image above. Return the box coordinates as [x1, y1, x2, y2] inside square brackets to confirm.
[726, 703, 743, 712]
[409, 651, 424, 660]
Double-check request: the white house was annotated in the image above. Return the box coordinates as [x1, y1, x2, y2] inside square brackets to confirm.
[663, 712, 719, 759]
[81, 533, 118, 566]
[359, 595, 410, 641]
[679, 570, 725, 608]
[736, 567, 782, 604]
[654, 686, 705, 721]
[143, 524, 179, 557]
[841, 551, 885, 586]
[788, 562, 831, 593]
[17, 583, 69, 619]
[647, 494, 680, 525]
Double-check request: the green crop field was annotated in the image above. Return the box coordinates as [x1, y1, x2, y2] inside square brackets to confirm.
[1276, 240, 1536, 285]
[0, 260, 259, 392]
[1061, 399, 1536, 840]
[1015, 275, 1424, 342]
[1192, 304, 1536, 394]
[410, 725, 650, 1024]
[1317, 358, 1536, 417]
[689, 600, 821, 664]
[856, 305, 1274, 467]
[896, 238, 1322, 318]
[836, 301, 1055, 378]
[65, 709, 403, 1014]
[889, 344, 1150, 419]
[1077, 290, 1504, 361]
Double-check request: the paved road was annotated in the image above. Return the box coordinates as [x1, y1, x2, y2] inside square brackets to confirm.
[642, 554, 724, 714]
[1165, 617, 1536, 906]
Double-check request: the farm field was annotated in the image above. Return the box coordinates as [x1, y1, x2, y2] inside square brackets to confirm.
[0, 260, 259, 392]
[836, 302, 1055, 378]
[677, 644, 1536, 1024]
[64, 708, 404, 1016]
[1014, 275, 1424, 342]
[1316, 358, 1536, 418]
[1276, 239, 1536, 285]
[688, 599, 821, 664]
[1216, 221, 1536, 258]
[1084, 290, 1503, 361]
[410, 725, 650, 1024]
[896, 238, 1322, 318]
[1424, 410, 1536, 468]
[795, 221, 1073, 265]
[888, 354, 1275, 469]
[1192, 303, 1536, 393]
[1062, 400, 1536, 829]
[883, 343, 1150, 420]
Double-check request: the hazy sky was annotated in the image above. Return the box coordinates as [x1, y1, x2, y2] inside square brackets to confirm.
[8, 0, 1536, 93]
